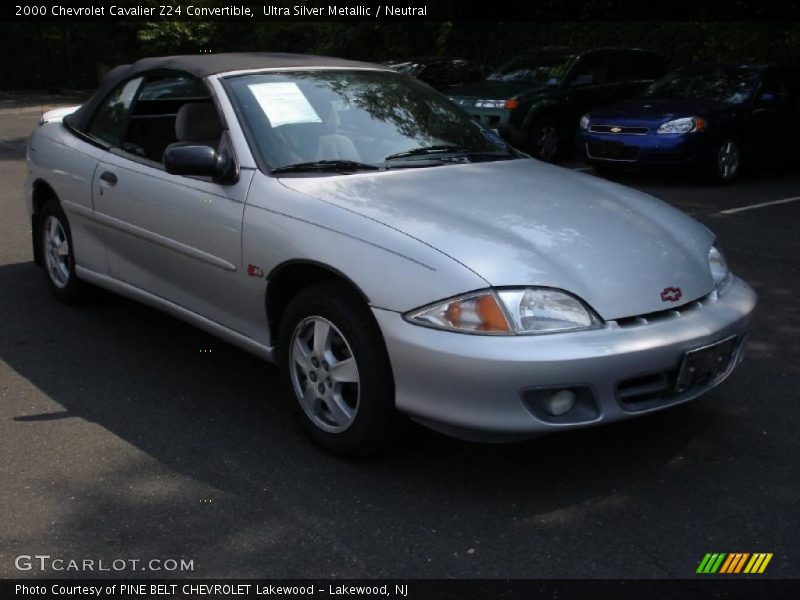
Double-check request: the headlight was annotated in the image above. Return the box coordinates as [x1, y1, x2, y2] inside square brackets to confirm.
[406, 288, 603, 335]
[656, 117, 707, 134]
[709, 243, 731, 290]
[474, 99, 519, 109]
[579, 114, 590, 130]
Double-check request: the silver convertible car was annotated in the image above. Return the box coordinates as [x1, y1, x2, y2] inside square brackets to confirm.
[26, 53, 757, 455]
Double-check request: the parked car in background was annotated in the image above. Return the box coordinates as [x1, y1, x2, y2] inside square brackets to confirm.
[27, 53, 755, 456]
[579, 64, 800, 184]
[382, 56, 487, 91]
[447, 47, 664, 161]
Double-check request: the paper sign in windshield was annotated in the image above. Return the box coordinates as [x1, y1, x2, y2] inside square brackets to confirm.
[248, 82, 321, 127]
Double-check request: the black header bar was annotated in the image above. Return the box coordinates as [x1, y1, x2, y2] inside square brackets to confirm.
[3, 579, 800, 600]
[4, 0, 800, 22]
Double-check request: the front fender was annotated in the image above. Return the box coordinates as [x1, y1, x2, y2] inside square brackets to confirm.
[242, 173, 488, 314]
[520, 98, 562, 131]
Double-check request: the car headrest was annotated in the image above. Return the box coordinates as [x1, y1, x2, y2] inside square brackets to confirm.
[175, 102, 223, 143]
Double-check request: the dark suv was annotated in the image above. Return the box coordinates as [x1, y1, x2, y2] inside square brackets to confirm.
[447, 47, 665, 161]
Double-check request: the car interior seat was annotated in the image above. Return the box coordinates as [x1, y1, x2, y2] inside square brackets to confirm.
[163, 102, 223, 160]
[314, 102, 361, 162]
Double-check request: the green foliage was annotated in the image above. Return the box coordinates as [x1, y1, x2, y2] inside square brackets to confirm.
[0, 21, 796, 90]
[137, 22, 216, 55]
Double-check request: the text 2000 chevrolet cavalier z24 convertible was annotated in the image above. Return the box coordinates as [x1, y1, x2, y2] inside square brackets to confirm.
[26, 53, 756, 455]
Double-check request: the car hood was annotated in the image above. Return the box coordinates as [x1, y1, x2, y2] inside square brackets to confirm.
[448, 80, 551, 99]
[590, 98, 733, 124]
[278, 159, 716, 320]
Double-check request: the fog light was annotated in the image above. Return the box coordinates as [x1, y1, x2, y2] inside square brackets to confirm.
[547, 389, 576, 416]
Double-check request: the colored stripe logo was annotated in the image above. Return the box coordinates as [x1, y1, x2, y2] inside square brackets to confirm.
[697, 552, 773, 574]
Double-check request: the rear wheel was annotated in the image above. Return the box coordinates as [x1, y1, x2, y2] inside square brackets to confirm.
[39, 200, 86, 303]
[706, 137, 741, 185]
[278, 281, 397, 457]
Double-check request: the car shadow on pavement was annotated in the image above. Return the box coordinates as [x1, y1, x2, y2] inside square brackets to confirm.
[0, 259, 761, 577]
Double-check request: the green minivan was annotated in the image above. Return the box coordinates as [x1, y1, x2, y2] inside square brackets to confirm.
[447, 47, 664, 161]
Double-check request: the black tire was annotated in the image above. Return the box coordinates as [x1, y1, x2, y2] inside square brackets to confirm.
[39, 199, 86, 303]
[705, 136, 742, 185]
[527, 116, 563, 162]
[277, 281, 397, 457]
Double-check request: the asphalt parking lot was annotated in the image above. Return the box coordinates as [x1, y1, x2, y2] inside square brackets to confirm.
[1, 97, 798, 579]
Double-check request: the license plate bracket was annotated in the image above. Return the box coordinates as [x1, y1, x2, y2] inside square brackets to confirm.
[675, 335, 737, 393]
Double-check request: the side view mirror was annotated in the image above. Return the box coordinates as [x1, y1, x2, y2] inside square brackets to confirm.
[572, 74, 594, 87]
[164, 144, 237, 183]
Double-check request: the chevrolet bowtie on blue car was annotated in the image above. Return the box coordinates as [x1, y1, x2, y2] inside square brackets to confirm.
[579, 64, 800, 184]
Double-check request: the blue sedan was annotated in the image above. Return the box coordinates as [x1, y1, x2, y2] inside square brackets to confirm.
[578, 64, 800, 184]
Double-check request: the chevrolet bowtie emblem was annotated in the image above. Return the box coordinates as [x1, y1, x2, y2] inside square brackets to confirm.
[661, 287, 683, 302]
[610, 126, 622, 133]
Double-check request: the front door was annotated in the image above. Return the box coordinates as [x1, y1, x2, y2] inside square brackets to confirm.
[85, 72, 254, 335]
[92, 153, 253, 334]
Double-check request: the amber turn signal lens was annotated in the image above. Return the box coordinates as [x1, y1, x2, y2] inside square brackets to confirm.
[444, 301, 462, 326]
[476, 295, 511, 332]
[504, 99, 520, 110]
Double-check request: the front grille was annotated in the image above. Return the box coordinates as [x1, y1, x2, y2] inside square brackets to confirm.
[589, 124, 649, 135]
[612, 292, 716, 329]
[586, 142, 639, 162]
[616, 321, 742, 411]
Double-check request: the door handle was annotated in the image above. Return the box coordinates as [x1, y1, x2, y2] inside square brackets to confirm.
[99, 171, 118, 186]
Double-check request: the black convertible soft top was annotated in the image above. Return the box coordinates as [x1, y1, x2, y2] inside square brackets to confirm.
[67, 52, 384, 132]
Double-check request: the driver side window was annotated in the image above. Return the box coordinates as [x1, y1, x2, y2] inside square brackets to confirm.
[87, 77, 143, 146]
[124, 74, 218, 163]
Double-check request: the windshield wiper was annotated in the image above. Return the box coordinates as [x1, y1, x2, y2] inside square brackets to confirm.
[385, 145, 515, 162]
[384, 145, 469, 161]
[270, 160, 380, 174]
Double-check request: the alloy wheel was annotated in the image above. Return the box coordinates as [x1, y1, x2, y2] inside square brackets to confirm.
[289, 316, 360, 433]
[535, 123, 559, 161]
[43, 215, 70, 288]
[717, 140, 740, 181]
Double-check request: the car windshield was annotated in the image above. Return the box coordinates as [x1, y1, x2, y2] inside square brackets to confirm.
[643, 68, 760, 104]
[225, 70, 512, 172]
[487, 52, 575, 85]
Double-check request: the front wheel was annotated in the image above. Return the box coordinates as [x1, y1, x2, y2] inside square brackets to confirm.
[527, 116, 562, 162]
[39, 200, 86, 303]
[278, 281, 397, 457]
[706, 137, 741, 185]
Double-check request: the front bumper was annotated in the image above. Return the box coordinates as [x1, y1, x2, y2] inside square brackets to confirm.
[374, 277, 756, 441]
[579, 130, 714, 168]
